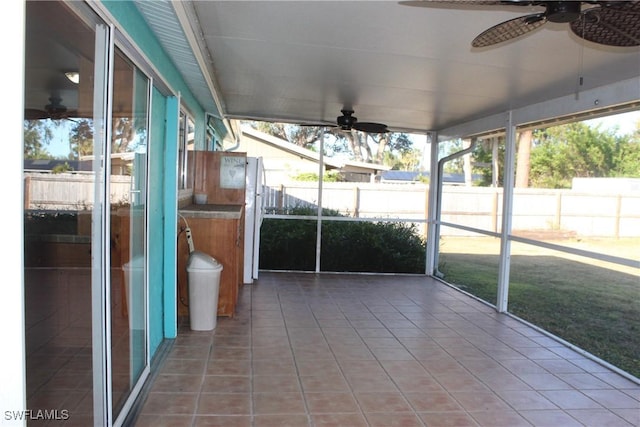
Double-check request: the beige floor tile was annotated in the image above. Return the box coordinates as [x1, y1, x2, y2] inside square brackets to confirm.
[149, 374, 203, 393]
[355, 392, 413, 413]
[129, 414, 194, 427]
[404, 391, 463, 412]
[304, 392, 360, 414]
[253, 375, 301, 393]
[299, 375, 350, 393]
[311, 413, 368, 427]
[140, 392, 198, 415]
[253, 414, 310, 427]
[253, 392, 306, 415]
[200, 375, 250, 393]
[418, 411, 480, 427]
[194, 415, 252, 427]
[365, 412, 424, 427]
[196, 393, 251, 415]
[469, 409, 532, 427]
[519, 409, 584, 426]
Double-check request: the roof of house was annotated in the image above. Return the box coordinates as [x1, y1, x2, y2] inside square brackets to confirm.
[240, 126, 391, 173]
[24, 159, 84, 171]
[380, 170, 481, 184]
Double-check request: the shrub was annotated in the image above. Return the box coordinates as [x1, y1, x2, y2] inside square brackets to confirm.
[259, 207, 426, 273]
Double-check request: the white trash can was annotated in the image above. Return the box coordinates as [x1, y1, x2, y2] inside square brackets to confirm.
[122, 255, 145, 331]
[186, 251, 223, 331]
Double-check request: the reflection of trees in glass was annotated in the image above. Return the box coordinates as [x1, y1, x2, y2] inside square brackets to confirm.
[24, 120, 54, 159]
[70, 119, 93, 158]
[111, 117, 148, 154]
[112, 117, 135, 153]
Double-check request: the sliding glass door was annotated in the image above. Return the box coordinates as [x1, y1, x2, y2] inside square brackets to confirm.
[109, 49, 150, 423]
[24, 2, 151, 425]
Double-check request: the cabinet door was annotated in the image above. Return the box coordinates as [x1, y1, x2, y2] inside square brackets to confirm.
[177, 217, 240, 318]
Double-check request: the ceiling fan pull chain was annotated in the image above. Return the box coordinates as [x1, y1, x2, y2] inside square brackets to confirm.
[575, 16, 586, 100]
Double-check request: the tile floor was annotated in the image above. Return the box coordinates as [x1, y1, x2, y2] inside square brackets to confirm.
[134, 272, 639, 427]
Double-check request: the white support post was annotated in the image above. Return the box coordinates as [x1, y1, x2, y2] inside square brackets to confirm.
[315, 130, 325, 273]
[425, 132, 439, 276]
[497, 112, 517, 313]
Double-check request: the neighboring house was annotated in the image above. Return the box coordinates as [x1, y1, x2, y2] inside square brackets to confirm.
[239, 126, 390, 183]
[25, 153, 136, 175]
[379, 170, 481, 185]
[24, 159, 85, 172]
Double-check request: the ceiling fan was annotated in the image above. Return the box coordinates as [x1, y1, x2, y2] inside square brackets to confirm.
[25, 95, 78, 121]
[403, 1, 640, 48]
[335, 109, 389, 133]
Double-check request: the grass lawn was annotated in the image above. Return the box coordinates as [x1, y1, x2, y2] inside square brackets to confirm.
[438, 236, 639, 379]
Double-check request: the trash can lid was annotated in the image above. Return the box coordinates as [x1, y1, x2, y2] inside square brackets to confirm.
[187, 250, 223, 271]
[122, 255, 145, 270]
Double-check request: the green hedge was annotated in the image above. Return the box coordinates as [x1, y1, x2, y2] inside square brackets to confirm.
[259, 207, 426, 273]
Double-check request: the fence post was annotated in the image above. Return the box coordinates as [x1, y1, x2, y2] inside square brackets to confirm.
[492, 190, 499, 233]
[555, 193, 562, 230]
[423, 184, 429, 239]
[24, 176, 31, 210]
[278, 184, 284, 212]
[353, 186, 360, 217]
[615, 194, 621, 239]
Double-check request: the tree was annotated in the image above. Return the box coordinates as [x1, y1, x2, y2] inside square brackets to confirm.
[515, 130, 532, 188]
[249, 121, 323, 150]
[530, 122, 637, 188]
[23, 120, 54, 159]
[112, 117, 136, 153]
[69, 119, 94, 159]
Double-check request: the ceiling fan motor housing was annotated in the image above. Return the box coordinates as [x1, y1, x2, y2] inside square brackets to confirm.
[337, 109, 357, 130]
[46, 96, 67, 114]
[546, 1, 582, 23]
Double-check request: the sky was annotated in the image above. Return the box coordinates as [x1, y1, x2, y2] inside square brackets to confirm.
[583, 110, 640, 136]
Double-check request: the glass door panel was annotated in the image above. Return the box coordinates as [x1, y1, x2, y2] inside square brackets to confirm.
[23, 1, 98, 424]
[110, 49, 149, 419]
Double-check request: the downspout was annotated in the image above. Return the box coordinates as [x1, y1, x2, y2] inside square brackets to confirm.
[206, 113, 241, 152]
[433, 137, 477, 278]
[223, 120, 241, 151]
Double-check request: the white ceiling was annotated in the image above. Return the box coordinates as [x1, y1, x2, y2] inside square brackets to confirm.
[139, 1, 640, 134]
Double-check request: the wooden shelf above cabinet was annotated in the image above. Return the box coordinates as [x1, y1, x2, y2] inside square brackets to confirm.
[193, 151, 247, 206]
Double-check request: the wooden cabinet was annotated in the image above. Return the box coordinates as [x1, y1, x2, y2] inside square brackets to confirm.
[178, 151, 247, 320]
[177, 206, 244, 318]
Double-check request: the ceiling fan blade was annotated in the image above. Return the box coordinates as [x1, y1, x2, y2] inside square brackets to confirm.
[352, 122, 389, 133]
[472, 13, 546, 47]
[24, 108, 49, 120]
[299, 122, 337, 128]
[570, 4, 640, 47]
